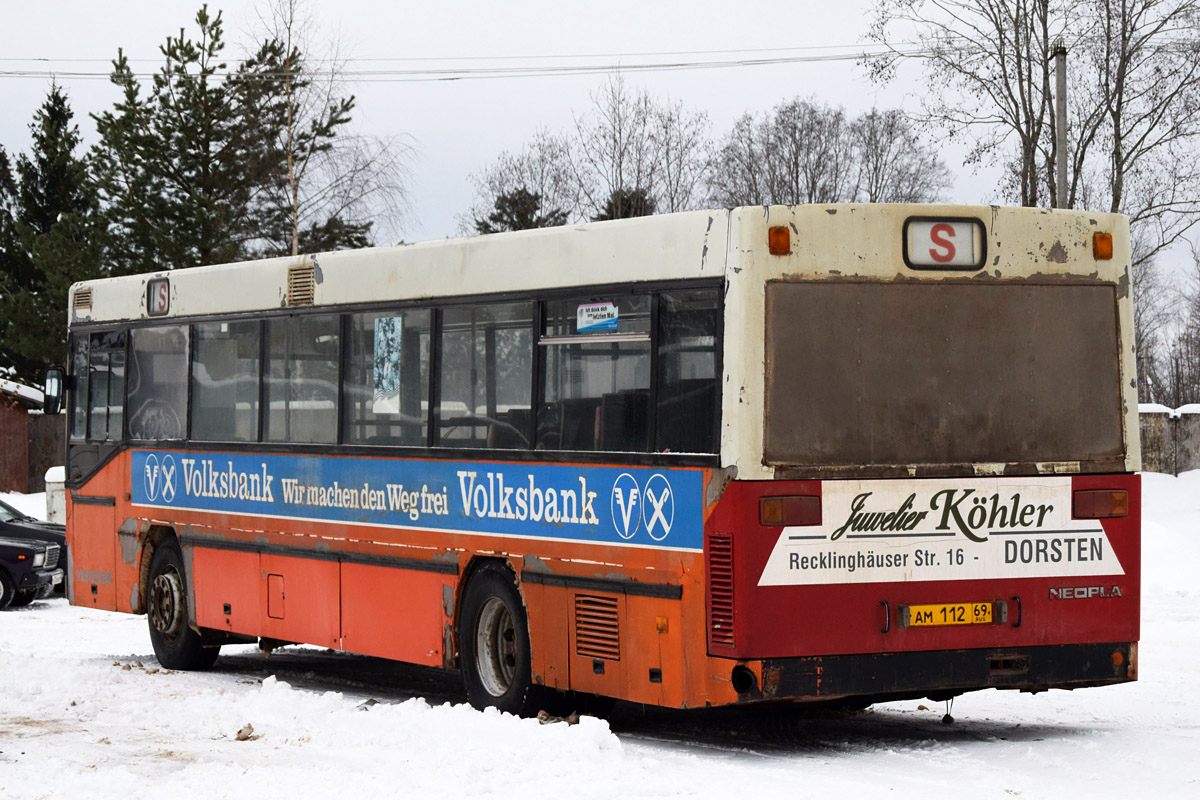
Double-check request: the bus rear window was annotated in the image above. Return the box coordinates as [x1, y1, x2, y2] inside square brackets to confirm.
[764, 281, 1125, 473]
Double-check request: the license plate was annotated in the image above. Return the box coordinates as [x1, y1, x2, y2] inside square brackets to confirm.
[902, 602, 992, 627]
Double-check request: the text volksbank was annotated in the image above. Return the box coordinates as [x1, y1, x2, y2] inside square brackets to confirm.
[181, 458, 275, 502]
[130, 450, 703, 550]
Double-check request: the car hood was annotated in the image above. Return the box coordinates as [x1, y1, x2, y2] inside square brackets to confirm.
[0, 518, 66, 546]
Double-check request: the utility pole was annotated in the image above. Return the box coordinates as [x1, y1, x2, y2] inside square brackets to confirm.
[1053, 38, 1068, 209]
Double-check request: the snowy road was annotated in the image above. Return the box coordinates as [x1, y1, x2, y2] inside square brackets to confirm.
[3, 473, 1199, 799]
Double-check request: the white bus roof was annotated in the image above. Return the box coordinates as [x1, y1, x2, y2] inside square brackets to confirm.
[69, 204, 1130, 325]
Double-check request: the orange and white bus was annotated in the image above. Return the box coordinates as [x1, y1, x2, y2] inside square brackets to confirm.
[51, 204, 1140, 714]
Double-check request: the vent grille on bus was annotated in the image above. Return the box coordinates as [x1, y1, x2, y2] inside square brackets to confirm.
[286, 264, 316, 306]
[574, 594, 620, 661]
[708, 533, 735, 646]
[73, 288, 93, 311]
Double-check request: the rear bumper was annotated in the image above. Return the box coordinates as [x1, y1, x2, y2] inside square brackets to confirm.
[746, 642, 1137, 704]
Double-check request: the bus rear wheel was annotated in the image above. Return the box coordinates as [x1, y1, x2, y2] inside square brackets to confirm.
[146, 539, 219, 670]
[460, 564, 540, 716]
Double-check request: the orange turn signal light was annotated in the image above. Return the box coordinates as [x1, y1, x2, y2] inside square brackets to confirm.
[760, 495, 821, 526]
[1073, 489, 1128, 519]
[768, 226, 791, 255]
[1093, 232, 1113, 260]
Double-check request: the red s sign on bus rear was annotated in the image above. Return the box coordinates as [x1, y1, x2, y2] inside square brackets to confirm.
[905, 219, 985, 269]
[147, 278, 170, 316]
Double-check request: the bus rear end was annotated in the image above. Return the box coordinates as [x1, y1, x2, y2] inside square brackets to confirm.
[709, 206, 1139, 704]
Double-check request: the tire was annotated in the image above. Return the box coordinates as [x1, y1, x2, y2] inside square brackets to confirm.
[9, 589, 37, 608]
[459, 563, 540, 716]
[0, 570, 14, 610]
[146, 539, 219, 670]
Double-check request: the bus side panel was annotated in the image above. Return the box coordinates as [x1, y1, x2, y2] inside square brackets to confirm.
[566, 590, 627, 699]
[258, 554, 341, 649]
[192, 547, 264, 634]
[340, 563, 445, 666]
[67, 458, 130, 612]
[524, 582, 570, 691]
[622, 594, 685, 708]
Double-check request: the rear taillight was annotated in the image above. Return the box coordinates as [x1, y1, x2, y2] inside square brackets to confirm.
[1073, 489, 1128, 518]
[759, 495, 821, 526]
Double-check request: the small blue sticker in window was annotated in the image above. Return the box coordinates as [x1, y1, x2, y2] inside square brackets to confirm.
[577, 302, 618, 333]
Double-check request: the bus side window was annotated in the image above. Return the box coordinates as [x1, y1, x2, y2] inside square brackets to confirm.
[438, 303, 533, 450]
[265, 314, 340, 445]
[657, 289, 720, 454]
[128, 325, 188, 441]
[191, 320, 261, 442]
[538, 295, 650, 453]
[343, 309, 430, 447]
[85, 330, 127, 442]
[69, 335, 88, 440]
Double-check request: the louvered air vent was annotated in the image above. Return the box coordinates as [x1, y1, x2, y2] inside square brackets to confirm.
[708, 533, 735, 646]
[286, 264, 316, 306]
[73, 288, 93, 311]
[574, 594, 620, 661]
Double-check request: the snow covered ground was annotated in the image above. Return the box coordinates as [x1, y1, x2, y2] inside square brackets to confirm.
[3, 474, 1198, 799]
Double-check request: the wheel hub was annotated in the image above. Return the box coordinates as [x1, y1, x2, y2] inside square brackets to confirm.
[149, 566, 186, 642]
[475, 596, 517, 697]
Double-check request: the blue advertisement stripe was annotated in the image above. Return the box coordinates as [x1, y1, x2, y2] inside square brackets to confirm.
[131, 450, 704, 551]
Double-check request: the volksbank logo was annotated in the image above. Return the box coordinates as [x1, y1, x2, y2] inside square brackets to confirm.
[611, 472, 675, 541]
[143, 453, 177, 503]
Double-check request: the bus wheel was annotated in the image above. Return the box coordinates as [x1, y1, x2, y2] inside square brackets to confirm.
[146, 540, 219, 670]
[460, 564, 538, 716]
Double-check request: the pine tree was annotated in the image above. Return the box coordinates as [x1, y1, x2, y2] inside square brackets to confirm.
[474, 188, 568, 234]
[0, 85, 101, 383]
[91, 6, 289, 274]
[592, 187, 655, 221]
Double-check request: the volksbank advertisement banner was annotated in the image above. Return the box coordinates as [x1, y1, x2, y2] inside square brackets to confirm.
[131, 450, 703, 551]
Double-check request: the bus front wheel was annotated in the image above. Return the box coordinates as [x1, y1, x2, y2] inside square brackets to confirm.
[460, 563, 539, 716]
[146, 539, 219, 670]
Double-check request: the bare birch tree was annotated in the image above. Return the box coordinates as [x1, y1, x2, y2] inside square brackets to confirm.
[459, 129, 578, 233]
[570, 74, 663, 218]
[707, 99, 948, 206]
[868, 0, 1200, 262]
[254, 0, 411, 254]
[866, 0, 1061, 207]
[851, 108, 954, 202]
[465, 74, 712, 226]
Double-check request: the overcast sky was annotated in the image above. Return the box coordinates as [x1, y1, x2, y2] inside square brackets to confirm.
[2, 0, 991, 245]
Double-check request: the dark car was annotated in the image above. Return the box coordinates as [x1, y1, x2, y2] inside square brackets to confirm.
[0, 536, 64, 609]
[0, 498, 67, 596]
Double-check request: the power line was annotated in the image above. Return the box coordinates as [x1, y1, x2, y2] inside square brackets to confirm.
[0, 42, 909, 65]
[0, 45, 916, 83]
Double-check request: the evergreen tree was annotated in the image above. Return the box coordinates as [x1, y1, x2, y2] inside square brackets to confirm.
[592, 187, 655, 221]
[474, 187, 567, 234]
[0, 85, 101, 383]
[91, 6, 289, 274]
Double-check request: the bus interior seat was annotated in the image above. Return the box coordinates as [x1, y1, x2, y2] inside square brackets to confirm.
[559, 397, 603, 450]
[488, 408, 531, 449]
[598, 390, 648, 451]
